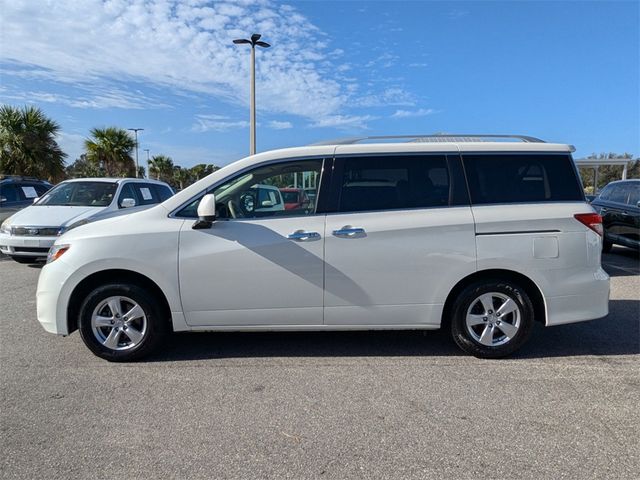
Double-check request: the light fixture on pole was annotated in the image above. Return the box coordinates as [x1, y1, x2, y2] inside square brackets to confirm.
[127, 128, 144, 178]
[233, 33, 270, 155]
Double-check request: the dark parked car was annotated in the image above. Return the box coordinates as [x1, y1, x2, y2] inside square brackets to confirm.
[0, 176, 53, 222]
[591, 179, 640, 252]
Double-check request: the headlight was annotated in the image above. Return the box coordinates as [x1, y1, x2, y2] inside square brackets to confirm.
[0, 220, 11, 234]
[47, 244, 70, 264]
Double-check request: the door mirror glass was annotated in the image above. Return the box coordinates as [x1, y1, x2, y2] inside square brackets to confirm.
[120, 197, 137, 208]
[193, 193, 216, 229]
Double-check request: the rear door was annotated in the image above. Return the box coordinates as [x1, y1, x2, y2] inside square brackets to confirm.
[323, 152, 476, 326]
[597, 183, 629, 242]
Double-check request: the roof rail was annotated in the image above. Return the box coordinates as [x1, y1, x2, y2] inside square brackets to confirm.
[310, 134, 546, 146]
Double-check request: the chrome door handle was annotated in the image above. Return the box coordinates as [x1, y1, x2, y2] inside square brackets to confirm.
[332, 227, 365, 237]
[287, 230, 320, 241]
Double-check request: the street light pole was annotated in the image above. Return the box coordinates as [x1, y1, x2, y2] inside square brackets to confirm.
[127, 128, 144, 178]
[233, 33, 270, 155]
[144, 149, 150, 179]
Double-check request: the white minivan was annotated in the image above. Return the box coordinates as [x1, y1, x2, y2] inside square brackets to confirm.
[36, 135, 610, 361]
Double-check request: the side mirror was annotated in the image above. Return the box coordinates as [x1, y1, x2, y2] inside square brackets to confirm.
[33, 197, 40, 204]
[193, 193, 216, 229]
[0, 196, 6, 203]
[261, 200, 274, 208]
[120, 198, 136, 208]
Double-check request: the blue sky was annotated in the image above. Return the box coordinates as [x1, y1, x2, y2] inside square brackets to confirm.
[1, 0, 638, 169]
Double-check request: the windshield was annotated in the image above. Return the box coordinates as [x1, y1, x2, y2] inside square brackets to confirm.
[37, 181, 118, 207]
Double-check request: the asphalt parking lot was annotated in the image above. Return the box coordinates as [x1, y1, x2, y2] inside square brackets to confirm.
[1, 249, 638, 480]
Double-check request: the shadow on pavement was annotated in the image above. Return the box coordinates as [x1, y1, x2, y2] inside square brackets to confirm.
[147, 298, 639, 362]
[602, 247, 640, 277]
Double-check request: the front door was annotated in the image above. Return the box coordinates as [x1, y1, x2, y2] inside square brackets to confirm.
[323, 152, 476, 326]
[178, 158, 327, 327]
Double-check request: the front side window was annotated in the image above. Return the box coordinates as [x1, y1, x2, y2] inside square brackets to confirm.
[37, 182, 117, 207]
[135, 184, 159, 206]
[463, 154, 584, 205]
[118, 183, 138, 207]
[0, 184, 20, 203]
[176, 159, 323, 219]
[337, 155, 450, 213]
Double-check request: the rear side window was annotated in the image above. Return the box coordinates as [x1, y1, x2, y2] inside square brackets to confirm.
[608, 184, 628, 204]
[337, 155, 452, 213]
[627, 183, 640, 206]
[463, 154, 584, 205]
[153, 184, 173, 202]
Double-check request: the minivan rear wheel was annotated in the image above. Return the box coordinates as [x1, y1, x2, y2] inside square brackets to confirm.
[78, 283, 167, 362]
[450, 280, 534, 358]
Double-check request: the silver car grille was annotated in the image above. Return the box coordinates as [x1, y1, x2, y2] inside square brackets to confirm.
[11, 226, 61, 237]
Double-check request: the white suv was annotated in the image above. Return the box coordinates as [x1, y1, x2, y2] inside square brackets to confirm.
[36, 135, 610, 361]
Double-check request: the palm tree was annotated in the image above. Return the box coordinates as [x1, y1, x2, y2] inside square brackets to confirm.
[172, 166, 192, 191]
[190, 163, 219, 181]
[147, 154, 174, 183]
[84, 127, 136, 177]
[0, 104, 67, 181]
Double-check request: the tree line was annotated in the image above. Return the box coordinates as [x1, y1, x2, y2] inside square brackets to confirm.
[0, 105, 219, 190]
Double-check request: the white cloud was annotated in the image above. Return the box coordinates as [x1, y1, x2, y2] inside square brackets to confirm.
[391, 108, 437, 119]
[356, 87, 416, 108]
[311, 115, 377, 130]
[268, 120, 293, 130]
[192, 114, 249, 132]
[0, 0, 352, 123]
[56, 131, 87, 161]
[2, 85, 170, 110]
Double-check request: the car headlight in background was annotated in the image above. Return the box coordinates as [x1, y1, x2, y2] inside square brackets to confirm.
[0, 220, 12, 234]
[47, 244, 70, 264]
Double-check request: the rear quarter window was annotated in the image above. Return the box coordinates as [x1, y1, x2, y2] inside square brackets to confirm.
[462, 153, 584, 205]
[153, 184, 173, 202]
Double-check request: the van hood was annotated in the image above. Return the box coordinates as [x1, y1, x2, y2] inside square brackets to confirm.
[6, 205, 106, 228]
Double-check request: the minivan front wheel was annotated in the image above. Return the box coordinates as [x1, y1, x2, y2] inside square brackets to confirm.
[450, 281, 534, 358]
[78, 284, 167, 361]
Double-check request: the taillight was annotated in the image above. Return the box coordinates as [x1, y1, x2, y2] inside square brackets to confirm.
[574, 213, 603, 236]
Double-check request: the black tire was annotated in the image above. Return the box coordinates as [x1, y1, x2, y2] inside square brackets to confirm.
[78, 283, 168, 362]
[450, 280, 535, 359]
[10, 256, 38, 264]
[602, 239, 613, 253]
